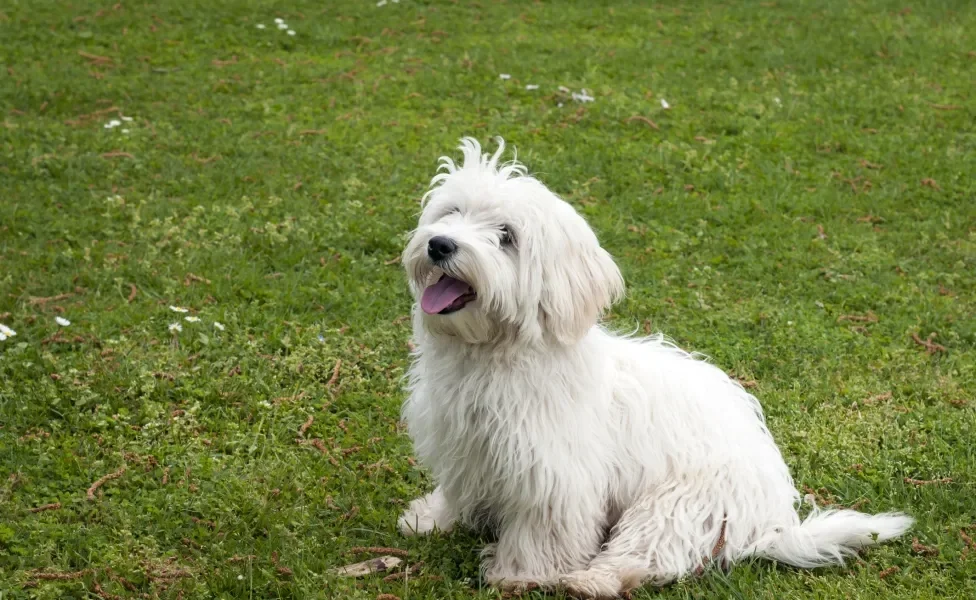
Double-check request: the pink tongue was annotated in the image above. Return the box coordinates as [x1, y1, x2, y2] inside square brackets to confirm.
[421, 275, 472, 314]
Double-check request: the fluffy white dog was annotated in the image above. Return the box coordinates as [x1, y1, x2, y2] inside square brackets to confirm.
[397, 137, 912, 598]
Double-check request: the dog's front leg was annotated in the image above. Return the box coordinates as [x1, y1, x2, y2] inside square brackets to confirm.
[398, 485, 457, 536]
[482, 508, 604, 593]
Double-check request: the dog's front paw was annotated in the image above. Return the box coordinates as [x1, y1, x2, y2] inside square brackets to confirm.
[398, 507, 438, 536]
[397, 492, 454, 536]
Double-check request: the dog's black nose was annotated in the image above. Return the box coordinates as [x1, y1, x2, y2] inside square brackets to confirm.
[427, 236, 457, 262]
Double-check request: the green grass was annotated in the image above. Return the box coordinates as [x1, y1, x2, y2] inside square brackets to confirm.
[1, 0, 974, 598]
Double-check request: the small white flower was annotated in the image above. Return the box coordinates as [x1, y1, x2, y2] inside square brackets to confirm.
[55, 317, 71, 327]
[0, 323, 15, 341]
[558, 85, 571, 93]
[256, 23, 266, 29]
[169, 323, 183, 333]
[121, 116, 133, 122]
[376, 0, 387, 5]
[660, 98, 670, 109]
[169, 306, 189, 313]
[237, 574, 244, 580]
[110, 119, 121, 126]
[274, 18, 284, 24]
[499, 73, 511, 80]
[525, 84, 539, 90]
[214, 322, 226, 331]
[277, 22, 288, 29]
[774, 97, 782, 106]
[557, 102, 564, 108]
[571, 89, 595, 103]
[287, 29, 296, 36]
[258, 401, 272, 409]
[184, 316, 200, 323]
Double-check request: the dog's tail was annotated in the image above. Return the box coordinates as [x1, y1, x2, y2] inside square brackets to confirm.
[756, 507, 913, 568]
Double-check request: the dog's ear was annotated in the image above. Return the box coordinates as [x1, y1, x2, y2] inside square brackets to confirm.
[539, 235, 624, 345]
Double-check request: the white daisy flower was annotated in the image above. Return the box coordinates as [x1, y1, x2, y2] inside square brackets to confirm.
[287, 30, 296, 36]
[0, 324, 15, 341]
[256, 23, 266, 29]
[184, 316, 201, 323]
[571, 89, 595, 103]
[169, 306, 189, 313]
[169, 323, 183, 333]
[499, 73, 511, 80]
[660, 98, 670, 109]
[214, 322, 226, 331]
[274, 18, 284, 24]
[55, 317, 71, 327]
[525, 84, 539, 90]
[277, 22, 288, 29]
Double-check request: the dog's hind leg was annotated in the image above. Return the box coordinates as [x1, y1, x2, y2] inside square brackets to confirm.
[559, 483, 727, 598]
[398, 485, 458, 536]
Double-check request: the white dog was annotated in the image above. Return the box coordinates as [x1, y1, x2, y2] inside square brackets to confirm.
[397, 137, 912, 598]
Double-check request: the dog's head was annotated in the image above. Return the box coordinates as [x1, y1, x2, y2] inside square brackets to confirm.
[403, 137, 624, 346]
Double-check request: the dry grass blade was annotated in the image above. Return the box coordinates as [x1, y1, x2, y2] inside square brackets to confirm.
[87, 466, 127, 500]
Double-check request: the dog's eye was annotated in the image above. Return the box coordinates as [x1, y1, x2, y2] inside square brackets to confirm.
[499, 225, 514, 246]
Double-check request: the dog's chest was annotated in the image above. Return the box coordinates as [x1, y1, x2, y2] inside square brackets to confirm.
[407, 354, 608, 513]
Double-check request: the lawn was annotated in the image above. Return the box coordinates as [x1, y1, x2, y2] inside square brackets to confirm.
[1, 0, 974, 598]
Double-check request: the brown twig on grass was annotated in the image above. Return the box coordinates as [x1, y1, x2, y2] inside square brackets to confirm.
[127, 283, 138, 302]
[837, 312, 878, 323]
[29, 502, 62, 513]
[327, 359, 342, 388]
[310, 438, 328, 454]
[911, 332, 946, 354]
[28, 569, 91, 581]
[28, 292, 73, 306]
[911, 538, 939, 556]
[878, 566, 900, 579]
[78, 50, 113, 65]
[87, 466, 127, 500]
[904, 477, 952, 486]
[183, 273, 211, 285]
[625, 115, 659, 130]
[298, 415, 314, 438]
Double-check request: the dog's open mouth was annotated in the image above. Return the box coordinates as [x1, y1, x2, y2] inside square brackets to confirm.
[421, 274, 476, 315]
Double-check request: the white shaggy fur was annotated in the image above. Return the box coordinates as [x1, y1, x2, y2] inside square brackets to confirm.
[397, 137, 912, 598]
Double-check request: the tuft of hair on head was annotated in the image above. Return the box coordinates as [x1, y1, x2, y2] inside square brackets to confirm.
[421, 137, 528, 205]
